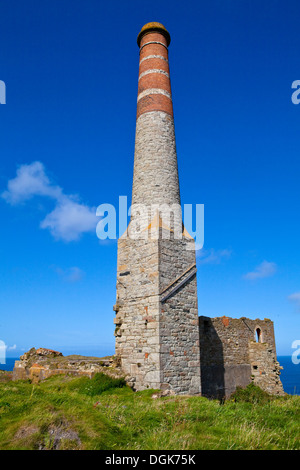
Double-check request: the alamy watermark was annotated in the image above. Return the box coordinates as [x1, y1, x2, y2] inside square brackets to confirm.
[291, 80, 300, 104]
[291, 340, 300, 365]
[95, 197, 204, 250]
[0, 340, 6, 364]
[0, 80, 6, 104]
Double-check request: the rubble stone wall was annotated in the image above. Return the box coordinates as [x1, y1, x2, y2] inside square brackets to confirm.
[199, 316, 284, 397]
[12, 348, 122, 384]
[159, 232, 200, 394]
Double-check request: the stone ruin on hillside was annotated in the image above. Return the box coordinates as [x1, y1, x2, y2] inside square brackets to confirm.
[13, 23, 284, 399]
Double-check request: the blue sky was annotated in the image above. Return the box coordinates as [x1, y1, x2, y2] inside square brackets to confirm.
[0, 0, 300, 358]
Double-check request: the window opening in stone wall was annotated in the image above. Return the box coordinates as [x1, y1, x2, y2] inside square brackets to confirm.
[256, 327, 262, 343]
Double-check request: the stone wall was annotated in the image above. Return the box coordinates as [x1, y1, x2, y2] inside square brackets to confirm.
[199, 316, 284, 397]
[12, 348, 122, 384]
[114, 235, 161, 391]
[132, 112, 180, 209]
[115, 225, 201, 394]
[249, 341, 283, 395]
[159, 230, 200, 394]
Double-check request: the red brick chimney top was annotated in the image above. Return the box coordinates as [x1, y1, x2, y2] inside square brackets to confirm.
[137, 22, 171, 47]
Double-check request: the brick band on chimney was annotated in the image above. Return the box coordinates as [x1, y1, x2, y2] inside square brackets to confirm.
[137, 23, 173, 119]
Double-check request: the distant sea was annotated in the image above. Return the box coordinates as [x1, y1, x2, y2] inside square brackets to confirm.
[1, 356, 299, 395]
[0, 358, 18, 373]
[277, 356, 300, 396]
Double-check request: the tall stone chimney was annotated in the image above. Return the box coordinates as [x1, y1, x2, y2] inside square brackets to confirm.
[114, 23, 201, 394]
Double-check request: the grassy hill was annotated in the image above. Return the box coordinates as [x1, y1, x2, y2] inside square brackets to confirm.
[0, 371, 299, 450]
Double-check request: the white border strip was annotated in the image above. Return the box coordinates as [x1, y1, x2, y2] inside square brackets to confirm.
[137, 88, 172, 102]
[139, 55, 168, 65]
[139, 69, 170, 81]
[140, 41, 168, 52]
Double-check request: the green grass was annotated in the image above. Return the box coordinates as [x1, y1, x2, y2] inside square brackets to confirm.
[0, 373, 299, 450]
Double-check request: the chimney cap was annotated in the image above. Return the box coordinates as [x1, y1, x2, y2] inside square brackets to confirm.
[137, 22, 171, 47]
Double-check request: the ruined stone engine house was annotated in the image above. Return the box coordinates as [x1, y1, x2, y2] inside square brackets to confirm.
[113, 22, 284, 398]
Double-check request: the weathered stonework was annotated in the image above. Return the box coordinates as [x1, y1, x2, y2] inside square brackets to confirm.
[114, 22, 284, 398]
[132, 112, 180, 208]
[199, 316, 284, 397]
[114, 23, 200, 394]
[12, 348, 122, 384]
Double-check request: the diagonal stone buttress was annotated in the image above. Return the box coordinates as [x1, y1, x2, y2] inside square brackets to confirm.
[114, 23, 201, 394]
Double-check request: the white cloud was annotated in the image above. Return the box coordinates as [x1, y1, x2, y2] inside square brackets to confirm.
[7, 344, 17, 351]
[54, 266, 85, 283]
[1, 161, 61, 204]
[1, 162, 98, 242]
[288, 292, 300, 311]
[243, 261, 277, 280]
[40, 196, 97, 242]
[197, 248, 232, 265]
